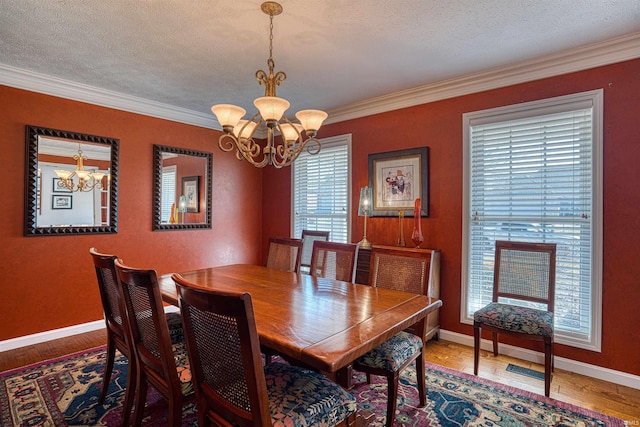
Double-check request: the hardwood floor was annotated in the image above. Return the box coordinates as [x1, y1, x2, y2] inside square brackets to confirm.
[1, 330, 639, 422]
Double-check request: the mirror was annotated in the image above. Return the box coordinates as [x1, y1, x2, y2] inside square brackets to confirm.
[153, 145, 212, 231]
[25, 125, 119, 236]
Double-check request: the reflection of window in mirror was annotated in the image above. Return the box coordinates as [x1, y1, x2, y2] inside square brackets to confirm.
[161, 165, 176, 223]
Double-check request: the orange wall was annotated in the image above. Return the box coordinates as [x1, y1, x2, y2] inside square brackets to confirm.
[0, 86, 263, 341]
[262, 58, 640, 376]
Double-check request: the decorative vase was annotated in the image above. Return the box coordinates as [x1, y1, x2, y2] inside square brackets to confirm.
[411, 198, 424, 248]
[397, 210, 406, 247]
[169, 203, 176, 224]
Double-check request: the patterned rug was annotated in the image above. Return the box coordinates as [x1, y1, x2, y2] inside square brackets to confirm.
[0, 346, 624, 426]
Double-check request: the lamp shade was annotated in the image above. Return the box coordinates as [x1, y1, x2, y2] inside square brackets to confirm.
[178, 195, 187, 213]
[254, 96, 290, 122]
[211, 104, 246, 128]
[279, 122, 303, 143]
[233, 120, 258, 140]
[295, 109, 328, 134]
[75, 169, 91, 180]
[358, 186, 373, 216]
[55, 169, 72, 179]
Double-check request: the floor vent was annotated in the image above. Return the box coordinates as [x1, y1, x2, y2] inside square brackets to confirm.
[506, 363, 544, 380]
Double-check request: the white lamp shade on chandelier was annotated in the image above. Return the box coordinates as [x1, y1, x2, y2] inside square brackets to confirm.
[210, 2, 328, 168]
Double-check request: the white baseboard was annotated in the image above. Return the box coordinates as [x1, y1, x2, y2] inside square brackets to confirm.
[0, 306, 180, 353]
[439, 329, 640, 391]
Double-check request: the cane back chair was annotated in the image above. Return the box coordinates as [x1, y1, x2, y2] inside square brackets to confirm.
[299, 229, 330, 273]
[353, 245, 442, 427]
[473, 240, 557, 396]
[172, 273, 359, 427]
[266, 236, 302, 273]
[114, 259, 194, 427]
[309, 240, 357, 282]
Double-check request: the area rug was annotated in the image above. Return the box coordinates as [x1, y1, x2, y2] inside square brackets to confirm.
[0, 346, 624, 426]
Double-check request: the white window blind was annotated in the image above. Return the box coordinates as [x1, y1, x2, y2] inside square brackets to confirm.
[161, 165, 176, 223]
[462, 90, 603, 350]
[292, 134, 351, 243]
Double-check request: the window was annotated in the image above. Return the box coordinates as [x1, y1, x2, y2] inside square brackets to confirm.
[462, 90, 603, 351]
[292, 134, 351, 243]
[161, 165, 176, 223]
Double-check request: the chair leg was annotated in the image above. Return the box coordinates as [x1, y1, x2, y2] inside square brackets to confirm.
[365, 373, 372, 384]
[416, 351, 426, 407]
[120, 355, 136, 427]
[99, 336, 116, 403]
[544, 338, 553, 397]
[168, 394, 183, 427]
[492, 332, 499, 356]
[385, 372, 400, 427]
[473, 324, 480, 375]
[132, 376, 148, 427]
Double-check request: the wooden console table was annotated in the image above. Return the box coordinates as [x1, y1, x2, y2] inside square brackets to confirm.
[354, 245, 441, 341]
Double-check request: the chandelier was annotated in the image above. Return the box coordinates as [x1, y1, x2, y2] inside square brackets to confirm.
[211, 2, 328, 168]
[54, 146, 105, 192]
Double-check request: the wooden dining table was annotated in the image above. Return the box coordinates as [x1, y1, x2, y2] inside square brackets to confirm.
[159, 263, 442, 388]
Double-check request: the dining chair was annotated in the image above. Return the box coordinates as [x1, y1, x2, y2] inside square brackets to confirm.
[265, 236, 302, 273]
[299, 229, 330, 273]
[90, 248, 185, 427]
[172, 273, 359, 427]
[114, 259, 195, 427]
[473, 240, 557, 396]
[89, 248, 136, 427]
[353, 245, 441, 427]
[309, 240, 357, 282]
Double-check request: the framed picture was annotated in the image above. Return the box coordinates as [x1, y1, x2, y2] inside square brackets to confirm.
[368, 147, 429, 217]
[182, 176, 200, 213]
[52, 177, 72, 193]
[52, 194, 73, 210]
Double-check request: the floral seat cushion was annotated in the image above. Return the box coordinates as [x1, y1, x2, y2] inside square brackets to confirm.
[265, 362, 356, 426]
[171, 341, 194, 397]
[354, 331, 423, 371]
[474, 302, 554, 337]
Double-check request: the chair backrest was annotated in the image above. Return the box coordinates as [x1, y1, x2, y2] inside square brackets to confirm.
[266, 236, 302, 273]
[368, 246, 433, 296]
[114, 259, 183, 394]
[299, 230, 330, 272]
[309, 241, 357, 282]
[493, 240, 557, 311]
[172, 274, 272, 427]
[89, 247, 128, 344]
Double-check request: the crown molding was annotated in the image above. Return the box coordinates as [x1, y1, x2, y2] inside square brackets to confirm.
[325, 31, 640, 124]
[1, 32, 639, 128]
[0, 64, 218, 129]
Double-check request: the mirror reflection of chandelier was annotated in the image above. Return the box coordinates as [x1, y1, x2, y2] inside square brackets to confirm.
[54, 145, 105, 192]
[211, 1, 328, 168]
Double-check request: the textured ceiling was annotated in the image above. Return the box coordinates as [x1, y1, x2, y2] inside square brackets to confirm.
[1, 0, 640, 123]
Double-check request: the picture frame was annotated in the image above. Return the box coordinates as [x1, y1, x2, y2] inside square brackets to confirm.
[52, 194, 73, 210]
[52, 177, 72, 193]
[182, 176, 200, 213]
[368, 147, 429, 217]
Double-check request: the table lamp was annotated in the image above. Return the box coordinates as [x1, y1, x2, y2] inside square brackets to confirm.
[358, 186, 373, 249]
[178, 195, 187, 224]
